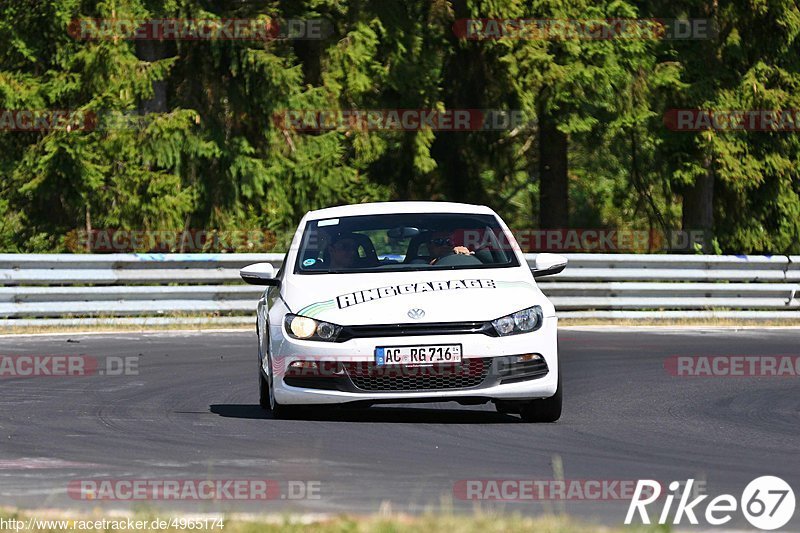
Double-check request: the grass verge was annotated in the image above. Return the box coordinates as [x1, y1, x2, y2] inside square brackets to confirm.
[0, 509, 660, 533]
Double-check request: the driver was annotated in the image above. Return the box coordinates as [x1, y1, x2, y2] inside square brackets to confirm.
[327, 234, 359, 269]
[428, 230, 471, 265]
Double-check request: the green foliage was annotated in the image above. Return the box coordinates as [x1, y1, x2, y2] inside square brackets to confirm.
[0, 0, 798, 253]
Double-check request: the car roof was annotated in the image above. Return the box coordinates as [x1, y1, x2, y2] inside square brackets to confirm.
[304, 201, 497, 220]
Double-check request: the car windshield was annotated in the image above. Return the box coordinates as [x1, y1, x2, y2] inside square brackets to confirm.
[294, 212, 519, 274]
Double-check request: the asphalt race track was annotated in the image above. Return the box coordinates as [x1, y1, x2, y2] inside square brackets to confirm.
[0, 328, 798, 528]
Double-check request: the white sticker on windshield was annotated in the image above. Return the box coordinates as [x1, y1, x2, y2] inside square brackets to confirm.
[318, 218, 339, 227]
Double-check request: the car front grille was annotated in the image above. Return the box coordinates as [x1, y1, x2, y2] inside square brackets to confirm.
[346, 358, 492, 392]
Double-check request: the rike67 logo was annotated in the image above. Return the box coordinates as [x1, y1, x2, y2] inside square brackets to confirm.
[625, 476, 795, 530]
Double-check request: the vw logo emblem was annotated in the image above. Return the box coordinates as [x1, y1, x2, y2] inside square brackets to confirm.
[408, 308, 425, 319]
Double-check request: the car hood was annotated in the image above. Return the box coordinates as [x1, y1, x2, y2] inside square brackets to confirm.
[281, 267, 552, 325]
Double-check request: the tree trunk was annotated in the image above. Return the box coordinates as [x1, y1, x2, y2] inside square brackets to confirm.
[136, 41, 169, 114]
[84, 203, 92, 253]
[538, 101, 569, 229]
[681, 0, 717, 253]
[682, 156, 714, 252]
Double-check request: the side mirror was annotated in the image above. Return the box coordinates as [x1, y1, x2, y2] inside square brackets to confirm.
[240, 263, 280, 286]
[532, 253, 568, 278]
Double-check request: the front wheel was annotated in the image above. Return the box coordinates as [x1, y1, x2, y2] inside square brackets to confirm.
[519, 372, 562, 423]
[259, 359, 300, 419]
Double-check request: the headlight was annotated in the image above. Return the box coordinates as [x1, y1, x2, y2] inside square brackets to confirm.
[493, 316, 515, 335]
[289, 316, 317, 338]
[284, 314, 342, 342]
[491, 306, 543, 336]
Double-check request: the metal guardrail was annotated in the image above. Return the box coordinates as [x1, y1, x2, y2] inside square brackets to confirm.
[0, 253, 798, 323]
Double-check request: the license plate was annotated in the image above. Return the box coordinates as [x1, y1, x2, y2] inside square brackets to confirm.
[375, 344, 462, 366]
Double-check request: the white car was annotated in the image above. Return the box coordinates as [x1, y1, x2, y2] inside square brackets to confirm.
[240, 202, 567, 422]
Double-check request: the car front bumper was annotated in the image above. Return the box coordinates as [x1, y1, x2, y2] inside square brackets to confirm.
[265, 317, 559, 405]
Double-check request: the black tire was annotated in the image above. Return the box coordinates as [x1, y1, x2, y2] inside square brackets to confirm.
[519, 372, 562, 423]
[258, 368, 270, 410]
[258, 324, 271, 410]
[269, 398, 296, 420]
